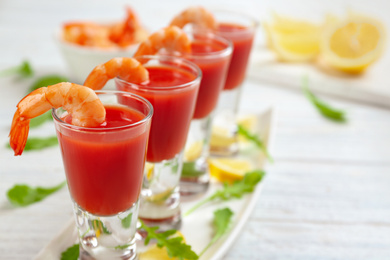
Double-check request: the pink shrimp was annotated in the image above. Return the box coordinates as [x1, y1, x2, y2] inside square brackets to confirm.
[9, 83, 106, 156]
[169, 6, 217, 30]
[83, 57, 149, 90]
[62, 22, 115, 48]
[133, 25, 191, 57]
[109, 7, 141, 47]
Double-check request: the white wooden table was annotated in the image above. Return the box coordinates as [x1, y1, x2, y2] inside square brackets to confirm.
[1, 0, 390, 259]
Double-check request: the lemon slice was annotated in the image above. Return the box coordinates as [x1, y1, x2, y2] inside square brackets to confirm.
[139, 231, 185, 260]
[264, 13, 322, 61]
[146, 188, 174, 203]
[208, 158, 252, 183]
[184, 141, 203, 161]
[210, 126, 235, 148]
[145, 162, 154, 181]
[321, 13, 385, 73]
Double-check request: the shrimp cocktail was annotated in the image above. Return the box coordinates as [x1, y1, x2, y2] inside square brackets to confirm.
[9, 83, 152, 260]
[83, 50, 200, 230]
[172, 6, 258, 156]
[169, 11, 233, 196]
[115, 55, 201, 231]
[212, 9, 258, 155]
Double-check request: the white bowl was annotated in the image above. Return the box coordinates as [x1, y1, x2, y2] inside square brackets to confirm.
[55, 30, 141, 85]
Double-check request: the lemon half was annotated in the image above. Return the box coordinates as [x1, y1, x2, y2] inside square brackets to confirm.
[321, 13, 386, 73]
[264, 13, 322, 61]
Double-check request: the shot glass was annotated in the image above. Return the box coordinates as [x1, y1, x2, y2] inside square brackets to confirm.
[115, 55, 201, 231]
[53, 90, 153, 260]
[210, 10, 258, 156]
[180, 29, 232, 196]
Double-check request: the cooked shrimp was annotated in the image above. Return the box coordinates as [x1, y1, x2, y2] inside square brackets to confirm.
[169, 6, 217, 30]
[133, 25, 191, 57]
[62, 22, 115, 48]
[62, 7, 146, 49]
[109, 7, 142, 47]
[83, 57, 149, 90]
[9, 83, 106, 156]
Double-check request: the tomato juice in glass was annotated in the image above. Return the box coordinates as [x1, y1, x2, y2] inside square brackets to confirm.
[178, 30, 232, 196]
[210, 10, 258, 156]
[186, 31, 232, 119]
[115, 55, 201, 230]
[216, 16, 257, 90]
[53, 90, 153, 259]
[116, 56, 201, 163]
[53, 92, 152, 216]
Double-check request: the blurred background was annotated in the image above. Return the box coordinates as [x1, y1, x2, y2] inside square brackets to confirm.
[1, 0, 390, 259]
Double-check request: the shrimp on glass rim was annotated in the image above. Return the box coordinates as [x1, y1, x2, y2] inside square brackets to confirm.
[169, 6, 217, 30]
[83, 57, 149, 90]
[9, 83, 106, 156]
[133, 25, 191, 57]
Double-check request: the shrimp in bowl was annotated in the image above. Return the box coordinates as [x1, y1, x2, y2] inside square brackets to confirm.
[57, 7, 149, 84]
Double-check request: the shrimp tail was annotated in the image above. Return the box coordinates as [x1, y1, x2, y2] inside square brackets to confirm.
[9, 110, 30, 156]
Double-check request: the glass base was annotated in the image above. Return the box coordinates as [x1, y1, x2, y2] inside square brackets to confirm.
[73, 202, 139, 260]
[139, 154, 183, 231]
[181, 117, 212, 197]
[79, 243, 137, 260]
[180, 156, 210, 198]
[210, 86, 242, 157]
[137, 210, 182, 239]
[138, 187, 182, 231]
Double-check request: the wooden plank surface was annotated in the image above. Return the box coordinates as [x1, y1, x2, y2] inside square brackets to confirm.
[1, 0, 390, 259]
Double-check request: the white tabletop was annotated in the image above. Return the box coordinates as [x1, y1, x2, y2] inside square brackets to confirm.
[1, 0, 390, 259]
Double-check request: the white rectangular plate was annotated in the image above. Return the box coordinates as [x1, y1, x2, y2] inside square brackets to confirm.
[34, 107, 276, 260]
[248, 47, 390, 109]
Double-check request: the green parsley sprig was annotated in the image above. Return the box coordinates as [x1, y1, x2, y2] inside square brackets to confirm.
[199, 207, 234, 256]
[185, 170, 265, 216]
[0, 60, 34, 78]
[60, 244, 79, 260]
[302, 77, 347, 122]
[6, 136, 58, 151]
[7, 181, 66, 207]
[237, 125, 273, 162]
[140, 220, 199, 260]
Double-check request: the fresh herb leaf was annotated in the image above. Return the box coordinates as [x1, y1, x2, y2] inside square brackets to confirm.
[302, 77, 347, 122]
[60, 244, 79, 260]
[5, 136, 58, 151]
[28, 75, 69, 93]
[25, 136, 58, 151]
[114, 244, 131, 250]
[29, 111, 53, 128]
[140, 220, 199, 260]
[185, 170, 265, 216]
[237, 125, 273, 162]
[91, 219, 111, 235]
[7, 181, 66, 207]
[0, 60, 34, 78]
[181, 162, 204, 177]
[121, 213, 133, 229]
[200, 208, 234, 256]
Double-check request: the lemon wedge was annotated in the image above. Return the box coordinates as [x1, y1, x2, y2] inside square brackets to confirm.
[210, 126, 235, 148]
[139, 231, 185, 260]
[184, 141, 203, 161]
[321, 13, 386, 73]
[208, 158, 252, 183]
[145, 188, 174, 203]
[264, 13, 322, 61]
[145, 162, 154, 181]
